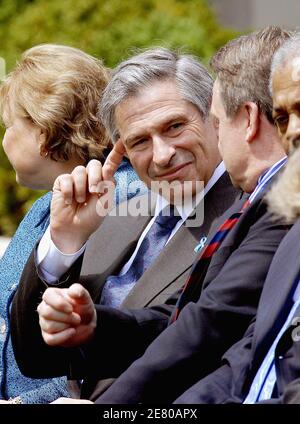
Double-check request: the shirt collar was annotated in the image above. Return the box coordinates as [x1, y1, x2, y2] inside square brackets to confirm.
[248, 156, 287, 203]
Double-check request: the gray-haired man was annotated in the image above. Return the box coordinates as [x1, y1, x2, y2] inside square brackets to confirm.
[166, 32, 300, 405]
[32, 48, 231, 307]
[11, 40, 289, 403]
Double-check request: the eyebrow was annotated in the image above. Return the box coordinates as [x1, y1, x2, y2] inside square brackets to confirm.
[124, 133, 147, 146]
[292, 101, 300, 111]
[272, 107, 284, 116]
[124, 114, 187, 146]
[273, 101, 300, 115]
[273, 102, 287, 111]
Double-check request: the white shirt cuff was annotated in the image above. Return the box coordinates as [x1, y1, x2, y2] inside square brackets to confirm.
[37, 226, 87, 283]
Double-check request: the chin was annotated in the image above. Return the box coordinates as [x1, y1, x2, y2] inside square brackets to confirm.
[15, 175, 31, 189]
[16, 174, 41, 190]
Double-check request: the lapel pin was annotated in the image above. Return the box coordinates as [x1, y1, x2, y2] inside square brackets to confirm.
[194, 236, 207, 253]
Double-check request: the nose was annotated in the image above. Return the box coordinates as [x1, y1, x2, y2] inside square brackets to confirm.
[152, 136, 176, 167]
[285, 114, 300, 151]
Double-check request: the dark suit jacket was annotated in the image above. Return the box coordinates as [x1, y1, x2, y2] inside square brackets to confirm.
[10, 173, 238, 394]
[173, 219, 300, 404]
[11, 173, 290, 403]
[282, 377, 300, 404]
[93, 187, 292, 404]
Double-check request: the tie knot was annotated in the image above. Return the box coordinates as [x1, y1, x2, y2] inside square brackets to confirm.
[155, 205, 181, 230]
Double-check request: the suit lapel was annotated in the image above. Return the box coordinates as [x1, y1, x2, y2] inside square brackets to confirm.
[253, 220, 300, 358]
[203, 195, 247, 249]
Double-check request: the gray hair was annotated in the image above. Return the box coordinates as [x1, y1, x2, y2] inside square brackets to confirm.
[270, 32, 300, 94]
[99, 47, 213, 142]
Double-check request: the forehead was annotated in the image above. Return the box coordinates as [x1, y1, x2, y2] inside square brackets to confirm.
[114, 79, 197, 137]
[272, 63, 300, 109]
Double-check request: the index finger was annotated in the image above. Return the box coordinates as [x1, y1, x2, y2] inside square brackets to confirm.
[67, 283, 92, 305]
[102, 139, 126, 181]
[42, 288, 73, 314]
[86, 159, 103, 193]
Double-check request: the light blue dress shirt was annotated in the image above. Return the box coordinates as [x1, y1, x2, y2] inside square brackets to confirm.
[243, 157, 300, 404]
[244, 284, 300, 403]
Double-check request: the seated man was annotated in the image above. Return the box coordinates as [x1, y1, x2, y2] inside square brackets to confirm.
[173, 32, 300, 404]
[11, 30, 290, 403]
[10, 47, 238, 399]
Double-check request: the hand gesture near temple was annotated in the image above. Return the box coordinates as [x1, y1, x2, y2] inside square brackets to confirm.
[50, 139, 125, 253]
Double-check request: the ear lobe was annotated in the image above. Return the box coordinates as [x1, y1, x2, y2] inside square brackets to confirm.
[38, 129, 48, 157]
[245, 102, 259, 144]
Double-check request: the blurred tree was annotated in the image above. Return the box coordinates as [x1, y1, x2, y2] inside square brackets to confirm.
[0, 0, 238, 235]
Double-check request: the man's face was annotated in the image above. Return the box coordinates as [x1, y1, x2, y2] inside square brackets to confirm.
[272, 62, 300, 153]
[211, 79, 248, 189]
[115, 79, 220, 201]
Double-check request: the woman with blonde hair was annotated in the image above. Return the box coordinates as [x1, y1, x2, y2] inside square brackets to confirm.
[0, 44, 143, 403]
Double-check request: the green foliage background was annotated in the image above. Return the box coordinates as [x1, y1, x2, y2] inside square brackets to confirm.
[0, 0, 237, 235]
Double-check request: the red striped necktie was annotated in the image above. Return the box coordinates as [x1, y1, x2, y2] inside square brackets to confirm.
[172, 198, 250, 321]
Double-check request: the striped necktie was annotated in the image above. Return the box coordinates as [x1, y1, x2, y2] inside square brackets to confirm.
[172, 198, 250, 321]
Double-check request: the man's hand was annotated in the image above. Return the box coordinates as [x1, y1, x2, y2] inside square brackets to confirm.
[50, 139, 126, 253]
[37, 284, 97, 347]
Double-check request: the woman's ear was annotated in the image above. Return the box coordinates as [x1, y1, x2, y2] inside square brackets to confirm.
[245, 102, 259, 144]
[38, 129, 48, 157]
